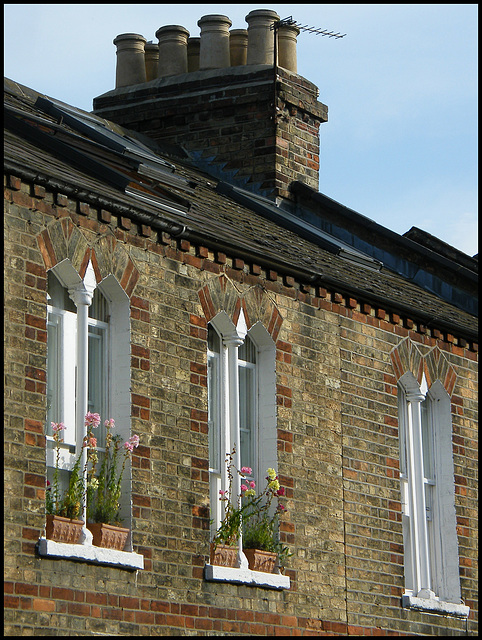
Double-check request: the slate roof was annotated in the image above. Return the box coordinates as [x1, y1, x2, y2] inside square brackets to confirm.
[4, 78, 478, 341]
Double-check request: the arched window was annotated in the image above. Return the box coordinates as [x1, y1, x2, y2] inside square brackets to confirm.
[207, 311, 277, 540]
[46, 260, 132, 536]
[398, 372, 469, 616]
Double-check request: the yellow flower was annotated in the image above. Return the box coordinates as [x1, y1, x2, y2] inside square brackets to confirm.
[267, 468, 277, 480]
[268, 479, 280, 491]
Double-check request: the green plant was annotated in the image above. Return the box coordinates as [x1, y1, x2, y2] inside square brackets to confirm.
[212, 447, 292, 569]
[211, 446, 248, 547]
[46, 422, 84, 520]
[241, 468, 292, 570]
[85, 413, 139, 526]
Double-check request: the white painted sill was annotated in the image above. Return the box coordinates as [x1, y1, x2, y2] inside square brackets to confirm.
[37, 537, 144, 571]
[402, 593, 470, 618]
[204, 563, 290, 590]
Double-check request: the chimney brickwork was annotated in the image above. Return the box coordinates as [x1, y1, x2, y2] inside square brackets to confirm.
[93, 10, 328, 201]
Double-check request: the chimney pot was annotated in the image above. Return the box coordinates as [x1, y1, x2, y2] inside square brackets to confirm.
[113, 33, 147, 88]
[155, 25, 190, 77]
[197, 14, 232, 70]
[229, 29, 248, 66]
[144, 42, 159, 81]
[187, 37, 201, 72]
[277, 23, 300, 72]
[245, 9, 280, 65]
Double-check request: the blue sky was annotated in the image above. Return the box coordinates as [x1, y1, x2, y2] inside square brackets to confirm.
[4, 4, 478, 256]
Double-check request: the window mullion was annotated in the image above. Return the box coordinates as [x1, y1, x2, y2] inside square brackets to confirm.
[68, 282, 95, 529]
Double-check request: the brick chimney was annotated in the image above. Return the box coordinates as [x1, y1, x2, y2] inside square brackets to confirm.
[92, 9, 328, 201]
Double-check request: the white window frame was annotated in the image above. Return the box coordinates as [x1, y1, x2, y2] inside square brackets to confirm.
[205, 310, 288, 588]
[398, 372, 469, 617]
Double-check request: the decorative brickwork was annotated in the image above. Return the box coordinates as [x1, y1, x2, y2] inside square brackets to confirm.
[390, 337, 458, 396]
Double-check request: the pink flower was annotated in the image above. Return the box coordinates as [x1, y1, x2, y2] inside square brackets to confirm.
[241, 466, 252, 475]
[219, 490, 226, 497]
[88, 437, 97, 448]
[249, 481, 256, 489]
[128, 434, 140, 449]
[104, 418, 115, 429]
[276, 487, 285, 496]
[51, 422, 65, 432]
[241, 484, 248, 492]
[124, 441, 134, 452]
[84, 412, 101, 429]
[277, 504, 286, 511]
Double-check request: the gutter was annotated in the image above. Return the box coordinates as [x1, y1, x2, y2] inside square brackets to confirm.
[4, 159, 186, 238]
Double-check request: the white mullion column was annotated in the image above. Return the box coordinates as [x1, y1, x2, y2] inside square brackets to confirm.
[406, 391, 432, 597]
[69, 274, 95, 543]
[224, 334, 247, 568]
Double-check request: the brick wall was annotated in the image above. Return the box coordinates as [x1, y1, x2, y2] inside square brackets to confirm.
[4, 172, 478, 635]
[93, 66, 327, 200]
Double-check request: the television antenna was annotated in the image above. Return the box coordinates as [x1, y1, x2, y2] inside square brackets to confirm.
[271, 16, 346, 39]
[270, 16, 346, 127]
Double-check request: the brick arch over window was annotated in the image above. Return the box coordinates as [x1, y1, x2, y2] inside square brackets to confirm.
[390, 337, 457, 397]
[198, 275, 283, 341]
[36, 219, 139, 295]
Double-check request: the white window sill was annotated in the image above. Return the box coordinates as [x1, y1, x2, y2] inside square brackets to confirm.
[402, 593, 470, 618]
[204, 563, 290, 590]
[37, 537, 144, 571]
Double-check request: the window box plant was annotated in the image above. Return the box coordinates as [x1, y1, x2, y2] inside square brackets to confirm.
[241, 467, 291, 573]
[46, 413, 139, 550]
[85, 414, 139, 550]
[45, 422, 85, 544]
[211, 447, 291, 573]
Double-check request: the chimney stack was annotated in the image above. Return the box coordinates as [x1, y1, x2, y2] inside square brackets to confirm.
[95, 9, 327, 201]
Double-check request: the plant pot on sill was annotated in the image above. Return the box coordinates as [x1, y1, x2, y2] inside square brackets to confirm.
[210, 542, 239, 567]
[45, 514, 84, 544]
[243, 548, 277, 573]
[87, 522, 129, 551]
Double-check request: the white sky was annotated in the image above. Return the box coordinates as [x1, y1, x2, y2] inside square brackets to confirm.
[4, 4, 478, 257]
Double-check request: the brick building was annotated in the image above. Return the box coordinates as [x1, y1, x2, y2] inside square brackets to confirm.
[4, 8, 478, 636]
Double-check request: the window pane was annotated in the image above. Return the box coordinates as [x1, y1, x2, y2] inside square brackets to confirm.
[47, 271, 76, 312]
[46, 313, 60, 436]
[208, 324, 220, 353]
[88, 324, 107, 448]
[208, 325, 222, 473]
[238, 335, 256, 363]
[89, 287, 108, 321]
[239, 362, 256, 473]
[421, 398, 434, 481]
[208, 351, 221, 472]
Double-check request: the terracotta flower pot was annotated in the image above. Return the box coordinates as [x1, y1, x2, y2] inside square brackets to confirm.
[210, 543, 238, 567]
[45, 514, 84, 544]
[87, 522, 129, 550]
[243, 548, 277, 573]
